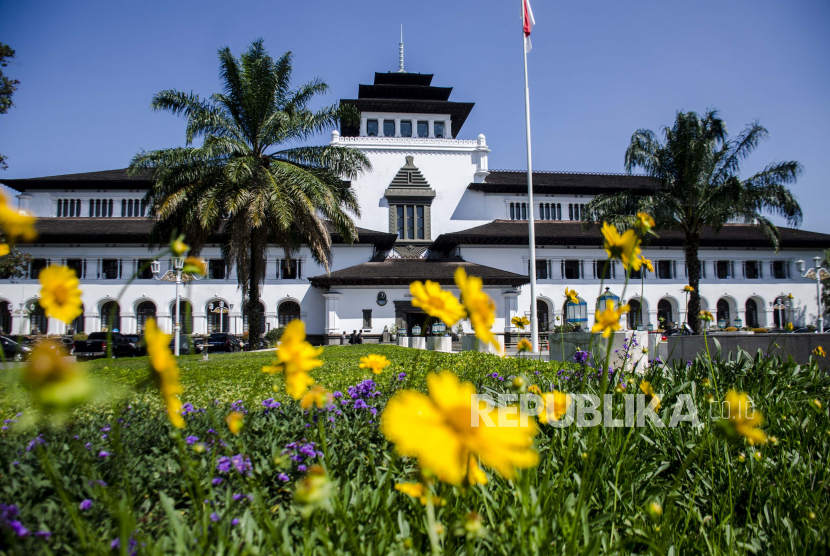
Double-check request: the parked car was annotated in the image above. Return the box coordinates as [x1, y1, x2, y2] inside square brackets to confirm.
[0, 336, 33, 361]
[73, 332, 139, 358]
[168, 335, 206, 355]
[123, 334, 145, 355]
[243, 338, 269, 351]
[207, 333, 241, 352]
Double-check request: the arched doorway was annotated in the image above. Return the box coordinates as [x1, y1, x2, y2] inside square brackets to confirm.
[206, 300, 230, 333]
[136, 301, 156, 333]
[627, 299, 643, 329]
[745, 299, 759, 328]
[536, 300, 550, 332]
[101, 301, 121, 332]
[244, 302, 266, 333]
[716, 299, 730, 327]
[170, 300, 194, 334]
[278, 301, 301, 327]
[657, 299, 673, 329]
[70, 304, 85, 334]
[30, 304, 48, 335]
[0, 301, 11, 334]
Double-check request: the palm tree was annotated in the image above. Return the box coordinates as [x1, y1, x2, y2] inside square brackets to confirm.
[584, 109, 802, 333]
[130, 40, 370, 341]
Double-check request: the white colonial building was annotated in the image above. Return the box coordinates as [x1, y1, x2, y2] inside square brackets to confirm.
[1, 68, 828, 343]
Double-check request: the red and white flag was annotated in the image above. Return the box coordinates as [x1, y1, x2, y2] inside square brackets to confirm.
[523, 0, 536, 52]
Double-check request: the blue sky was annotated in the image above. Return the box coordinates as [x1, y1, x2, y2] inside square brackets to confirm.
[1, 0, 828, 232]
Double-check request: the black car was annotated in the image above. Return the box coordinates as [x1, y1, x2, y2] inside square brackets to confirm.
[0, 336, 33, 361]
[207, 333, 241, 352]
[168, 335, 206, 355]
[73, 332, 139, 358]
[123, 334, 145, 356]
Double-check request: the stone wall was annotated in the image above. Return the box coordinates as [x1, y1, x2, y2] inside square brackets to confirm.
[663, 333, 830, 365]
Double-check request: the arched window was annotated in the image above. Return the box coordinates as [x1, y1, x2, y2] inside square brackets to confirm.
[243, 302, 266, 333]
[657, 299, 673, 329]
[30, 304, 48, 335]
[563, 297, 587, 329]
[745, 299, 759, 328]
[101, 301, 121, 332]
[537, 300, 549, 332]
[206, 300, 230, 333]
[0, 301, 10, 334]
[627, 299, 643, 329]
[70, 304, 85, 334]
[170, 300, 194, 334]
[136, 301, 156, 333]
[278, 301, 301, 327]
[717, 299, 730, 326]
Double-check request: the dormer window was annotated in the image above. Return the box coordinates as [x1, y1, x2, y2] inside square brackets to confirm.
[383, 121, 395, 137]
[366, 120, 378, 136]
[434, 121, 445, 138]
[400, 120, 412, 137]
[417, 121, 429, 137]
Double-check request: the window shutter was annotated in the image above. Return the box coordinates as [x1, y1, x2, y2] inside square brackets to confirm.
[741, 261, 746, 278]
[672, 260, 677, 279]
[592, 260, 597, 279]
[758, 261, 763, 279]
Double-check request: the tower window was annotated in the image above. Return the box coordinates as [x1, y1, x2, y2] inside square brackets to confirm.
[417, 121, 429, 137]
[383, 120, 395, 137]
[367, 120, 378, 136]
[434, 122, 445, 138]
[400, 120, 412, 137]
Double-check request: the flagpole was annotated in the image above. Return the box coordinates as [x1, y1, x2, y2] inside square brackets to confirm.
[521, 0, 539, 353]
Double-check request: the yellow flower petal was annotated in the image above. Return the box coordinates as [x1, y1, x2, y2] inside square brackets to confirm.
[38, 265, 83, 324]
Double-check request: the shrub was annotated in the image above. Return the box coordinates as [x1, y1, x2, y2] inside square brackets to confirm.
[73, 333, 88, 341]
[241, 331, 250, 342]
[265, 327, 285, 345]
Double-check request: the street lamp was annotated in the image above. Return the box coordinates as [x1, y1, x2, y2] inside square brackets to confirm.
[152, 258, 188, 356]
[796, 257, 829, 333]
[772, 300, 788, 331]
[209, 300, 227, 333]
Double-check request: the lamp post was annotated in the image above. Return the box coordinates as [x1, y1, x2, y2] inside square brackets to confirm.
[209, 301, 227, 334]
[772, 300, 788, 331]
[152, 258, 185, 356]
[796, 257, 829, 333]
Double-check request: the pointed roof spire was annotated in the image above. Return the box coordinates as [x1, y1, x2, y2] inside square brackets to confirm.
[398, 25, 405, 73]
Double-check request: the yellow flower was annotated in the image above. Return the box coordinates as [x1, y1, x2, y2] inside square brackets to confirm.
[300, 385, 333, 409]
[601, 223, 642, 271]
[635, 212, 655, 234]
[516, 338, 532, 352]
[683, 285, 695, 293]
[591, 304, 629, 338]
[722, 390, 767, 445]
[787, 293, 794, 300]
[564, 287, 580, 305]
[38, 265, 83, 324]
[640, 381, 661, 411]
[381, 371, 538, 485]
[785, 322, 793, 332]
[170, 235, 189, 256]
[262, 319, 322, 399]
[538, 391, 571, 424]
[0, 192, 37, 245]
[23, 341, 90, 410]
[813, 346, 826, 357]
[0, 244, 9, 256]
[144, 319, 184, 428]
[701, 377, 711, 388]
[511, 315, 530, 330]
[409, 280, 466, 326]
[359, 354, 391, 375]
[811, 399, 822, 411]
[225, 411, 244, 434]
[294, 465, 332, 517]
[455, 267, 501, 354]
[182, 256, 206, 276]
[527, 384, 542, 396]
[641, 257, 654, 273]
[466, 456, 488, 486]
[394, 482, 446, 505]
[699, 310, 714, 322]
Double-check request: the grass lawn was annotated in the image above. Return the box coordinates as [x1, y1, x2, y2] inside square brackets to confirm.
[0, 344, 828, 554]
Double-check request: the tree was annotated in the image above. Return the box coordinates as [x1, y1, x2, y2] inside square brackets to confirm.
[584, 109, 802, 333]
[0, 43, 21, 170]
[130, 40, 370, 341]
[0, 235, 31, 279]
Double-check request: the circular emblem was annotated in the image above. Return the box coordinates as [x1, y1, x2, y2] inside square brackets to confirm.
[376, 292, 388, 306]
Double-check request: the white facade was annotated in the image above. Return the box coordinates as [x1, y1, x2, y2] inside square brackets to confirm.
[1, 68, 826, 341]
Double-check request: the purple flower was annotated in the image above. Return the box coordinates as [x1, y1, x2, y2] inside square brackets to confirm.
[35, 531, 52, 538]
[26, 435, 46, 452]
[185, 436, 200, 445]
[100, 426, 111, 432]
[278, 473, 290, 482]
[212, 477, 223, 486]
[231, 518, 240, 526]
[370, 408, 378, 417]
[111, 537, 138, 554]
[298, 464, 307, 472]
[573, 350, 590, 364]
[0, 504, 29, 537]
[210, 513, 220, 522]
[88, 480, 107, 487]
[353, 399, 368, 409]
[98, 451, 110, 458]
[397, 372, 407, 381]
[216, 457, 232, 473]
[180, 403, 196, 415]
[79, 499, 93, 511]
[261, 398, 281, 411]
[232, 493, 243, 501]
[230, 400, 248, 415]
[1, 426, 7, 431]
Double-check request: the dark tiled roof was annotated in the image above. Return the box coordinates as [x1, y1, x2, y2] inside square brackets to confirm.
[308, 258, 529, 288]
[373, 72, 434, 86]
[29, 218, 396, 249]
[1, 169, 152, 191]
[430, 221, 830, 251]
[469, 171, 661, 195]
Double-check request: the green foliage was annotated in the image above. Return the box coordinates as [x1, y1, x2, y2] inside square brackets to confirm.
[0, 235, 31, 278]
[264, 326, 284, 345]
[0, 346, 828, 554]
[0, 43, 19, 170]
[72, 333, 88, 341]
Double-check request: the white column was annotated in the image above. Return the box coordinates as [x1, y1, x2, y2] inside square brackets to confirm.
[443, 119, 452, 139]
[16, 194, 32, 215]
[323, 291, 341, 334]
[359, 117, 367, 137]
[503, 290, 520, 332]
[51, 198, 58, 218]
[428, 120, 435, 138]
[394, 118, 402, 137]
[378, 117, 385, 137]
